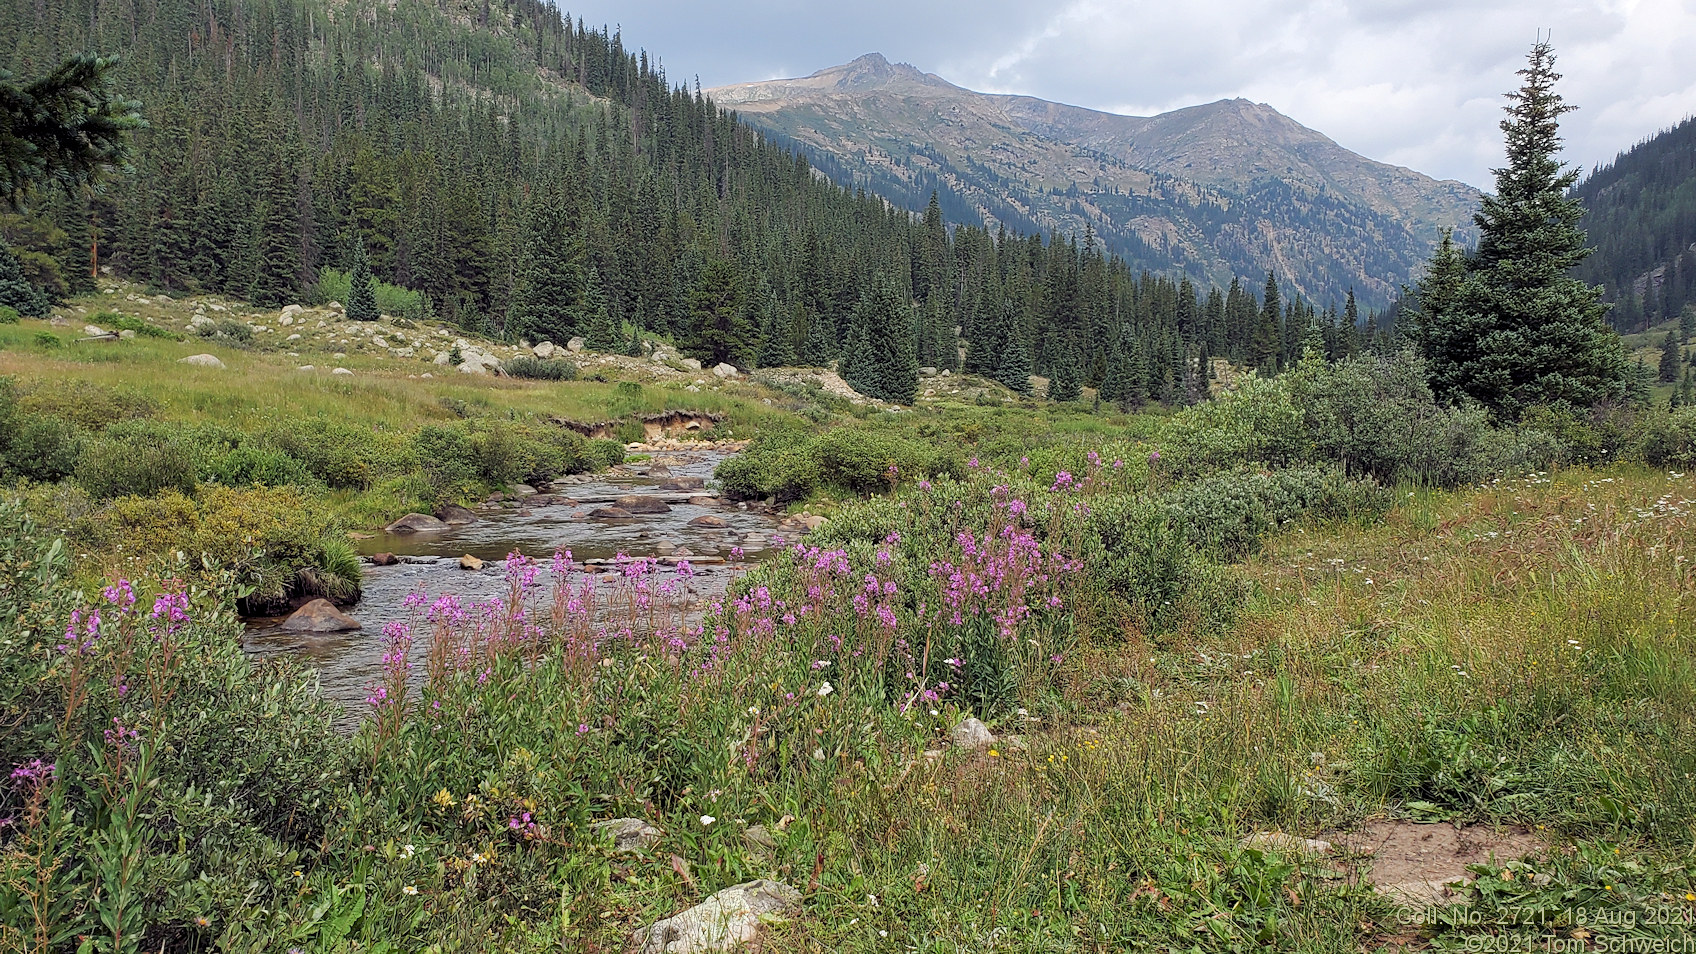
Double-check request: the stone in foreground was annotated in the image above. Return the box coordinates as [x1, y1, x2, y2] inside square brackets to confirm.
[281, 599, 361, 634]
[949, 717, 995, 749]
[178, 353, 226, 369]
[593, 817, 663, 853]
[386, 513, 450, 534]
[632, 879, 800, 954]
[458, 554, 484, 571]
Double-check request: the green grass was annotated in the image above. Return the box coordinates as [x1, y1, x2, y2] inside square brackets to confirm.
[5, 287, 1696, 951]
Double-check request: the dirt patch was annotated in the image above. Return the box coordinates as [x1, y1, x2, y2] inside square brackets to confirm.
[1323, 819, 1544, 907]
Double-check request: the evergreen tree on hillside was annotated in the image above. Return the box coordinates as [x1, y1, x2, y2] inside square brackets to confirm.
[841, 277, 919, 403]
[246, 149, 303, 307]
[1047, 338, 1082, 402]
[1341, 288, 1360, 356]
[686, 259, 755, 368]
[757, 292, 797, 368]
[582, 266, 621, 352]
[1099, 328, 1145, 411]
[346, 237, 379, 322]
[996, 303, 1034, 395]
[1660, 332, 1682, 383]
[1681, 305, 1696, 344]
[1412, 42, 1627, 417]
[838, 312, 873, 391]
[0, 240, 48, 315]
[1252, 272, 1281, 371]
[1406, 231, 1469, 371]
[506, 195, 584, 346]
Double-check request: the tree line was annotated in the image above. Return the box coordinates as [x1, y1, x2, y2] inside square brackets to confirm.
[0, 0, 1392, 406]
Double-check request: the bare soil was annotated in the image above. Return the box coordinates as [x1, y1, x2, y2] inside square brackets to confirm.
[1324, 819, 1544, 907]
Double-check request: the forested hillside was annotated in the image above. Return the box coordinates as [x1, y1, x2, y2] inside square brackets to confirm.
[1572, 116, 1696, 331]
[0, 0, 1373, 399]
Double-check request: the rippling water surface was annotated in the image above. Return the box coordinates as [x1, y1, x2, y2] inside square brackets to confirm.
[243, 451, 781, 718]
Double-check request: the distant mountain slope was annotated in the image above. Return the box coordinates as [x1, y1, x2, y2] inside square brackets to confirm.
[711, 54, 1481, 309]
[1570, 116, 1696, 331]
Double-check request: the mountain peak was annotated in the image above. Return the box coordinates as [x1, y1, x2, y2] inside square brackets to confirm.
[712, 53, 948, 107]
[812, 53, 947, 92]
[707, 56, 1481, 307]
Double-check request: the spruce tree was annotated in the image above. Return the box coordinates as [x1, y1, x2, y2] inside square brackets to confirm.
[1342, 289, 1361, 356]
[582, 266, 622, 352]
[1407, 231, 1469, 371]
[686, 259, 756, 368]
[0, 241, 48, 316]
[506, 194, 584, 346]
[1252, 272, 1281, 371]
[757, 293, 797, 368]
[1681, 305, 1696, 344]
[1412, 41, 1627, 417]
[246, 152, 303, 307]
[841, 277, 918, 403]
[1, 55, 142, 208]
[1660, 332, 1682, 383]
[996, 303, 1034, 395]
[1047, 337, 1082, 402]
[346, 237, 379, 322]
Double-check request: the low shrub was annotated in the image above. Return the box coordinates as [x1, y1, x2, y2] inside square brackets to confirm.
[1156, 373, 1308, 478]
[194, 318, 253, 344]
[1161, 466, 1393, 561]
[259, 418, 414, 490]
[3, 414, 83, 482]
[32, 330, 60, 348]
[587, 437, 626, 469]
[75, 419, 201, 500]
[204, 441, 316, 488]
[1286, 350, 1501, 485]
[82, 484, 357, 611]
[716, 434, 822, 501]
[1078, 496, 1245, 637]
[1641, 407, 1696, 469]
[19, 379, 157, 429]
[0, 304, 18, 323]
[414, 423, 480, 503]
[716, 425, 958, 502]
[503, 356, 578, 381]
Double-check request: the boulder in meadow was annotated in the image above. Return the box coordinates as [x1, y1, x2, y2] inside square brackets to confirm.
[632, 880, 800, 954]
[949, 717, 995, 750]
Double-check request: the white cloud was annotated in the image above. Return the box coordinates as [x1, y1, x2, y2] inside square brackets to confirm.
[563, 0, 1696, 188]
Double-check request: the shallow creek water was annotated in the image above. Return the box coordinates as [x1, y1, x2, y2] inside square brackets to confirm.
[243, 450, 781, 718]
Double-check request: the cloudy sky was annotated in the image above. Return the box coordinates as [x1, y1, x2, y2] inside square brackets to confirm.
[559, 0, 1694, 189]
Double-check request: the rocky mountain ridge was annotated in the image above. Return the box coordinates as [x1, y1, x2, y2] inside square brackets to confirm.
[711, 53, 1482, 308]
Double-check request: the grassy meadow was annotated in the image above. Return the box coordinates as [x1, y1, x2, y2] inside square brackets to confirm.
[3, 289, 1696, 952]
